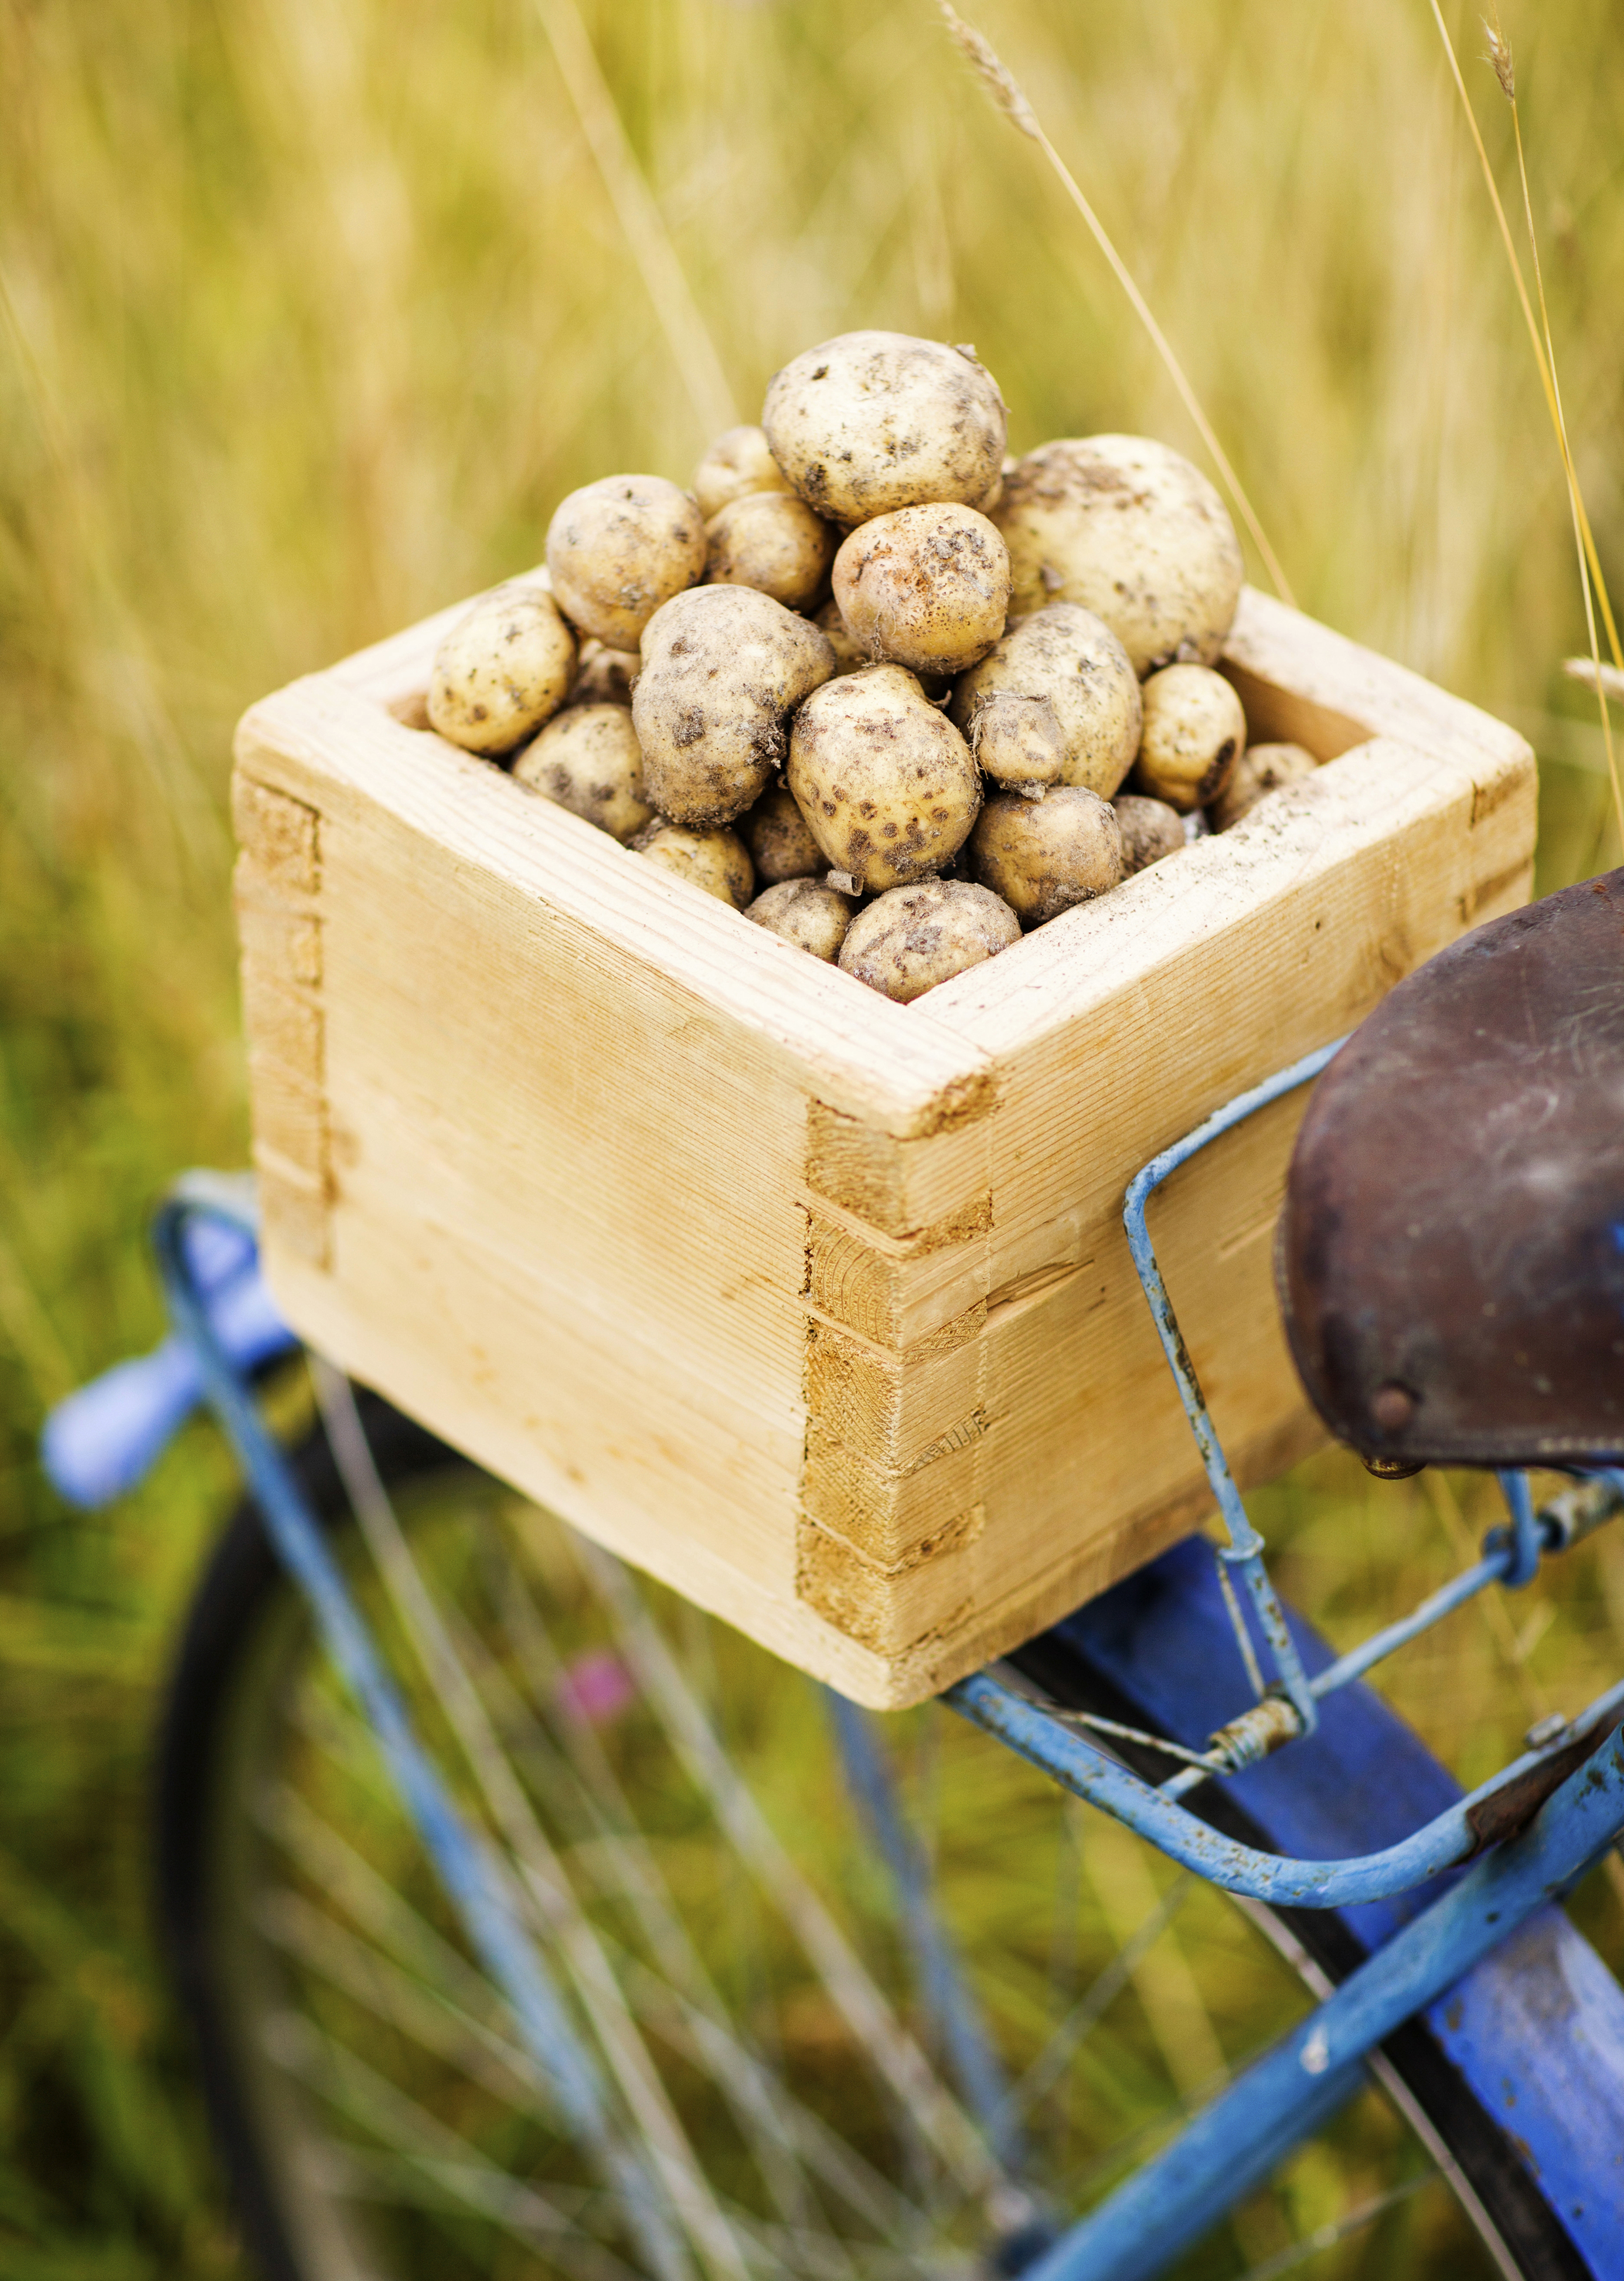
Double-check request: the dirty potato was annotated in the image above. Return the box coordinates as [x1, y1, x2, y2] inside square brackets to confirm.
[427, 583, 577, 756]
[832, 504, 1010, 677]
[762, 331, 1007, 526]
[968, 694, 1067, 794]
[546, 474, 706, 650]
[706, 491, 837, 611]
[1132, 663, 1247, 813]
[744, 781, 823, 884]
[692, 424, 793, 520]
[512, 703, 653, 844]
[951, 603, 1140, 798]
[815, 596, 870, 675]
[745, 877, 855, 961]
[969, 787, 1125, 927]
[633, 820, 753, 908]
[567, 640, 638, 708]
[787, 664, 981, 892]
[1208, 740, 1318, 831]
[1112, 792, 1186, 873]
[994, 436, 1244, 676]
[633, 586, 835, 827]
[839, 879, 1020, 1002]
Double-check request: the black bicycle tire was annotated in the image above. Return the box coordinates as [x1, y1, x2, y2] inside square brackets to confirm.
[158, 1393, 1568, 2281]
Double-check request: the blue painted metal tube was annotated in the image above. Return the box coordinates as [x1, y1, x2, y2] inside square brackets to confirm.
[948, 1667, 1624, 1909]
[1155, 1546, 1514, 1803]
[1020, 1722, 1624, 2281]
[1305, 1546, 1513, 1699]
[1497, 1468, 1543, 1587]
[153, 1184, 694, 2281]
[1121, 1041, 1347, 1731]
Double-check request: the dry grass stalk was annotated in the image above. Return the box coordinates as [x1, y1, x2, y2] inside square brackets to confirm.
[938, 3, 1297, 610]
[530, 0, 737, 442]
[1430, 2, 1623, 845]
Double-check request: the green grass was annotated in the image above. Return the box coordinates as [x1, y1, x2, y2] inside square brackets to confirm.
[1, 0, 1621, 2270]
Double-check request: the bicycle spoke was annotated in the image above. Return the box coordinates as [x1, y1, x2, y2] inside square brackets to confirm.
[256, 1882, 559, 2122]
[568, 1530, 1002, 2204]
[270, 1741, 917, 2257]
[265, 2008, 646, 2266]
[313, 1362, 755, 2281]
[444, 1575, 861, 2256]
[1000, 1875, 1195, 2129]
[1233, 2172, 1434, 2281]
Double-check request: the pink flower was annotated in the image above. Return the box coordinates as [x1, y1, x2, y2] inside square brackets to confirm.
[556, 1647, 635, 1726]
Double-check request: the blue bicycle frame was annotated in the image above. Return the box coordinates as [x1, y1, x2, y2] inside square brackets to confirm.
[123, 1038, 1624, 2280]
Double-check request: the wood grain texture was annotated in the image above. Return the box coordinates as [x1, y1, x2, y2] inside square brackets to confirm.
[233, 584, 1537, 1705]
[233, 778, 330, 1266]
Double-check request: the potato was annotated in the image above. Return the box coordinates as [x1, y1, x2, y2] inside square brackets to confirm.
[967, 693, 1066, 794]
[1112, 792, 1185, 873]
[839, 879, 1020, 1002]
[745, 877, 855, 961]
[788, 664, 981, 892]
[633, 820, 753, 908]
[815, 596, 870, 675]
[744, 781, 823, 883]
[969, 787, 1124, 927]
[632, 586, 835, 827]
[1131, 663, 1247, 813]
[567, 639, 638, 708]
[706, 491, 837, 611]
[512, 703, 653, 844]
[427, 583, 577, 756]
[546, 474, 706, 650]
[993, 436, 1243, 676]
[832, 504, 1010, 677]
[762, 331, 1007, 527]
[1208, 740, 1318, 831]
[950, 603, 1141, 798]
[692, 424, 792, 520]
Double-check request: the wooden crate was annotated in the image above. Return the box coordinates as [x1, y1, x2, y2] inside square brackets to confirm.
[232, 587, 1535, 1707]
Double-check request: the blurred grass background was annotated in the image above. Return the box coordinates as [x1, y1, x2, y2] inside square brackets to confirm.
[0, 0, 1620, 2269]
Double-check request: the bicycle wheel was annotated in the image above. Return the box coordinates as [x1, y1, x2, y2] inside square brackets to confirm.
[158, 1389, 1510, 2281]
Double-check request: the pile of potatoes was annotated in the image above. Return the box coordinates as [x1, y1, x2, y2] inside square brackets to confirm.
[426, 331, 1318, 1004]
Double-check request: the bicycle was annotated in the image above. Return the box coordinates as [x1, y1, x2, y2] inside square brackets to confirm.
[43, 864, 1624, 2281]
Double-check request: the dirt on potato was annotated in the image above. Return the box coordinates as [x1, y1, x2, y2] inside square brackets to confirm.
[838, 878, 1019, 1001]
[951, 602, 1140, 798]
[969, 786, 1125, 926]
[546, 474, 707, 650]
[1208, 740, 1318, 830]
[706, 491, 837, 612]
[1131, 662, 1247, 812]
[512, 703, 653, 844]
[994, 436, 1243, 677]
[634, 586, 835, 827]
[633, 818, 754, 907]
[1112, 791, 1186, 872]
[787, 664, 981, 892]
[745, 876, 855, 960]
[692, 424, 794, 520]
[832, 504, 1009, 677]
[763, 331, 1007, 527]
[428, 583, 577, 756]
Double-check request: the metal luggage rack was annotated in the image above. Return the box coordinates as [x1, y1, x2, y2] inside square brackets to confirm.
[948, 1039, 1624, 1911]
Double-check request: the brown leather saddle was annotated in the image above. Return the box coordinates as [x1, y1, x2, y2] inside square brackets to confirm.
[1278, 868, 1624, 1472]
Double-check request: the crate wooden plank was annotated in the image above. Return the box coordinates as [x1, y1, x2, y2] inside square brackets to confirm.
[233, 585, 1536, 1705]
